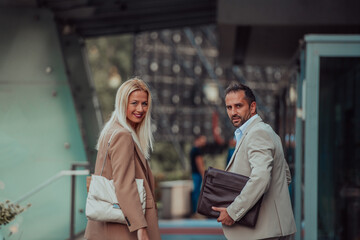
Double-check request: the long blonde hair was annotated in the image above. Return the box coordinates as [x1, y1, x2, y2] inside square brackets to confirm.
[96, 77, 153, 159]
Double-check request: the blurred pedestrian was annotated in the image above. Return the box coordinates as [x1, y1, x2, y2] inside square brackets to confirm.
[212, 82, 296, 240]
[85, 78, 161, 240]
[190, 135, 207, 215]
[225, 137, 237, 167]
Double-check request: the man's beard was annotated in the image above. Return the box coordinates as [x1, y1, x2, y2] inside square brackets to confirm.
[231, 114, 250, 127]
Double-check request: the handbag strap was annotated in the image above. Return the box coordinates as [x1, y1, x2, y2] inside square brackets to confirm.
[100, 130, 119, 176]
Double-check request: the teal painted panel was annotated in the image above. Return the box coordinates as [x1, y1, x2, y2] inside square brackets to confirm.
[0, 85, 88, 239]
[304, 34, 360, 43]
[0, 8, 68, 84]
[294, 49, 305, 240]
[304, 41, 320, 240]
[0, 8, 88, 240]
[0, 85, 86, 167]
[303, 35, 360, 240]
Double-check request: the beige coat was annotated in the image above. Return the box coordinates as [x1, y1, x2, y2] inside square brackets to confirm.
[84, 123, 161, 240]
[223, 117, 296, 240]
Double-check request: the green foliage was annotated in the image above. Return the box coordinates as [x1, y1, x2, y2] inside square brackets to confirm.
[150, 142, 184, 173]
[85, 34, 134, 120]
[0, 200, 31, 226]
[150, 141, 228, 182]
[203, 151, 228, 170]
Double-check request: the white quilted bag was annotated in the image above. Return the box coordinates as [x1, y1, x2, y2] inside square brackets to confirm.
[85, 131, 146, 224]
[86, 175, 146, 224]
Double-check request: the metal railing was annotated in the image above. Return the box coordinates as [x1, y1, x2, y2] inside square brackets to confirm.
[70, 162, 90, 240]
[14, 162, 90, 240]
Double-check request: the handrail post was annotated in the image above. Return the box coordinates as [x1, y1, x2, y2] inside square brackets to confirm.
[70, 162, 90, 240]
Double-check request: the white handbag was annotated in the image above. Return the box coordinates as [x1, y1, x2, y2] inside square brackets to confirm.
[85, 131, 146, 224]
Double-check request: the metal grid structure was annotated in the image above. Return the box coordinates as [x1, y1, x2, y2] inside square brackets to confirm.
[133, 26, 288, 144]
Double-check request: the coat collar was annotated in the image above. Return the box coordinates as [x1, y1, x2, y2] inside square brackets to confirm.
[225, 116, 263, 171]
[113, 121, 148, 171]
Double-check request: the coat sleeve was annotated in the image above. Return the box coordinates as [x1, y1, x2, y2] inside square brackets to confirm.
[227, 128, 274, 221]
[109, 130, 147, 232]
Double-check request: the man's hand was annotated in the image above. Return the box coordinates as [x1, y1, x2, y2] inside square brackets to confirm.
[137, 228, 149, 240]
[212, 206, 235, 226]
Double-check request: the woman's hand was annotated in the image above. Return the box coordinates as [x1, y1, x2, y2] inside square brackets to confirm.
[137, 227, 149, 240]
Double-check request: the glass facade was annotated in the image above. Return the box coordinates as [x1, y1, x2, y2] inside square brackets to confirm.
[318, 57, 360, 240]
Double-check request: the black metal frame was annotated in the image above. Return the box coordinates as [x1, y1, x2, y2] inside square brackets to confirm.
[69, 162, 90, 240]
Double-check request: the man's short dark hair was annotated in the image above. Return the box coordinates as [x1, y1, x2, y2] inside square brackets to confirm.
[225, 82, 256, 105]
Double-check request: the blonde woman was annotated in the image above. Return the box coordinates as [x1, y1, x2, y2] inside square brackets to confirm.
[85, 78, 161, 240]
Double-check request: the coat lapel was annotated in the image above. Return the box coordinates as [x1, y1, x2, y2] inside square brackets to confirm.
[134, 144, 148, 172]
[113, 121, 148, 171]
[225, 117, 263, 171]
[134, 144, 156, 196]
[111, 122, 155, 196]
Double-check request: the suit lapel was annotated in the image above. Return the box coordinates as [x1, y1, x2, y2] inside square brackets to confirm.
[225, 134, 244, 171]
[225, 117, 263, 171]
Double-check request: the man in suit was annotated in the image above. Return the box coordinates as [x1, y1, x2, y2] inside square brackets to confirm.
[212, 83, 296, 240]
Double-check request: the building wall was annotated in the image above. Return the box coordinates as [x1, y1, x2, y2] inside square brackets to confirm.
[0, 8, 88, 239]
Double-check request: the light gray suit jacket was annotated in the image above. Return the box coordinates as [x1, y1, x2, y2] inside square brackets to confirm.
[223, 117, 296, 240]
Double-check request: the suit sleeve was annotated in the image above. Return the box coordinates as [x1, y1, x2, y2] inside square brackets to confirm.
[109, 131, 147, 232]
[227, 128, 274, 221]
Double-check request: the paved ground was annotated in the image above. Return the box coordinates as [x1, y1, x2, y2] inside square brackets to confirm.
[75, 219, 226, 240]
[160, 219, 226, 240]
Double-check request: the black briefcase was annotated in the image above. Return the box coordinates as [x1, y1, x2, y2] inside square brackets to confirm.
[197, 167, 263, 228]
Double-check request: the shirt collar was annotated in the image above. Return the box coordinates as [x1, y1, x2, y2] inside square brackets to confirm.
[235, 114, 259, 135]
